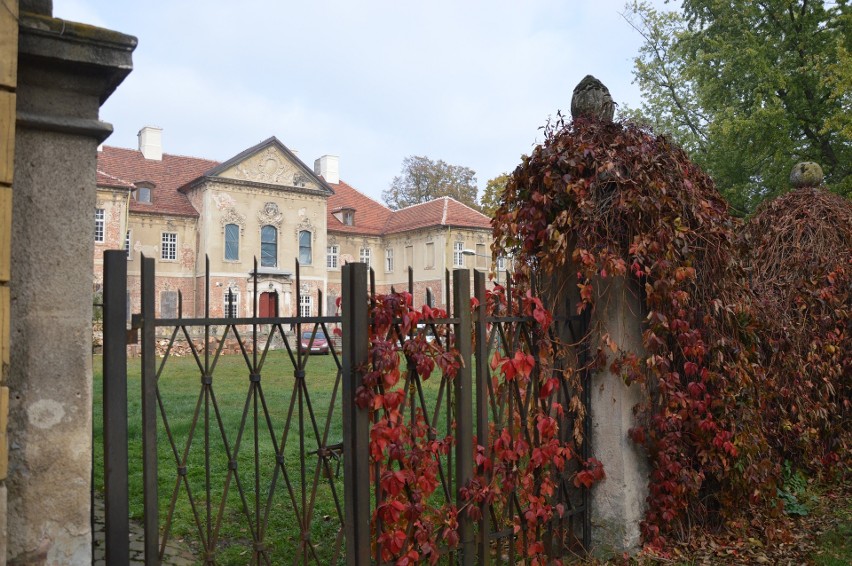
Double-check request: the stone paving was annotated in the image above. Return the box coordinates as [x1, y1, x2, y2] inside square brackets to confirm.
[92, 493, 198, 565]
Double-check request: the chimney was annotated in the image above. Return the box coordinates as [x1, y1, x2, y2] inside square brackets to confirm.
[314, 155, 339, 185]
[138, 126, 163, 161]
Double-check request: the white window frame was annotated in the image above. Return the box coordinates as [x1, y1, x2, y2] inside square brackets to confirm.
[385, 248, 394, 272]
[326, 245, 339, 269]
[224, 289, 239, 318]
[360, 247, 371, 269]
[125, 230, 132, 259]
[299, 294, 313, 317]
[161, 232, 177, 261]
[95, 208, 105, 243]
[453, 241, 464, 267]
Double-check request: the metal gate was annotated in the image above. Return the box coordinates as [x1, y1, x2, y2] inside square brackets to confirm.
[100, 250, 591, 565]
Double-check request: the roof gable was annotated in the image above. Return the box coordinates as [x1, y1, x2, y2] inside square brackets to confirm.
[204, 137, 333, 195]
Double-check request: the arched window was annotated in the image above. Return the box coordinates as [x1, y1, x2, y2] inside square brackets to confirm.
[261, 225, 277, 267]
[224, 223, 240, 261]
[299, 230, 312, 265]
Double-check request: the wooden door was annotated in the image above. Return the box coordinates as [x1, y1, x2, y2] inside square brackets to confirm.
[259, 291, 278, 317]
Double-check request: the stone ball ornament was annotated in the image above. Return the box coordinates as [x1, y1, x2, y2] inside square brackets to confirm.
[789, 162, 824, 188]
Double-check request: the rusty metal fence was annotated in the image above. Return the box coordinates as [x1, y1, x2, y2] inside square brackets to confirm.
[100, 250, 590, 565]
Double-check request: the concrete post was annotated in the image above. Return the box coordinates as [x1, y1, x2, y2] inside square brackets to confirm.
[587, 276, 649, 555]
[6, 7, 134, 564]
[549, 267, 649, 557]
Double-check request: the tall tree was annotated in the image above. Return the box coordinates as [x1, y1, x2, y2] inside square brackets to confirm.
[623, 0, 851, 213]
[383, 155, 479, 210]
[480, 173, 510, 218]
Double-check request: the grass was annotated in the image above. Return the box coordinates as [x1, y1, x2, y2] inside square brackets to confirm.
[814, 482, 852, 566]
[93, 339, 457, 565]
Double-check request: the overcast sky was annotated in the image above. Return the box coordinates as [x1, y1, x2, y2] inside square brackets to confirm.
[55, 0, 665, 203]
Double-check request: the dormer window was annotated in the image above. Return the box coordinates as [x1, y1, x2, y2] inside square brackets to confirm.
[133, 181, 155, 204]
[343, 210, 354, 226]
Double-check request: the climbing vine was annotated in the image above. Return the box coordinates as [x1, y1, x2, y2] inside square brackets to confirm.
[358, 284, 601, 564]
[743, 188, 851, 476]
[492, 114, 780, 548]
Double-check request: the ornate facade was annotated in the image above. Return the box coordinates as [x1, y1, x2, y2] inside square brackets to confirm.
[94, 128, 497, 319]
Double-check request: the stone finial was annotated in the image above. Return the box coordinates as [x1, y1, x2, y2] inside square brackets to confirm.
[790, 162, 824, 188]
[571, 75, 616, 123]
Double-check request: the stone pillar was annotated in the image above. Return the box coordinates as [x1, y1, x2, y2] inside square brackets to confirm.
[0, 2, 20, 563]
[6, 6, 134, 564]
[587, 276, 649, 555]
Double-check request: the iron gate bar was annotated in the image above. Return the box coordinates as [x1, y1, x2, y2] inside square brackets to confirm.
[472, 270, 490, 565]
[105, 254, 590, 563]
[103, 250, 130, 566]
[342, 262, 371, 566]
[453, 270, 475, 565]
[140, 255, 159, 565]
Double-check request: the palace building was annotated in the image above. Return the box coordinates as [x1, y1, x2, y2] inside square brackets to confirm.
[94, 126, 498, 320]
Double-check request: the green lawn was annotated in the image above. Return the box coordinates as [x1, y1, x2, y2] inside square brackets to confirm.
[93, 341, 458, 565]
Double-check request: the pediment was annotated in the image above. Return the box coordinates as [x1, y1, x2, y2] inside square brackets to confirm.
[203, 137, 332, 194]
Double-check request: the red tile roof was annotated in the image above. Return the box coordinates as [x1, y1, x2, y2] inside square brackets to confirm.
[96, 169, 135, 190]
[97, 146, 219, 217]
[326, 181, 491, 236]
[326, 180, 393, 235]
[383, 196, 492, 234]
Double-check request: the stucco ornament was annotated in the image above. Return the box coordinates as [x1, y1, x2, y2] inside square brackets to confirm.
[181, 244, 195, 269]
[296, 216, 315, 240]
[213, 192, 236, 210]
[257, 201, 283, 228]
[233, 147, 295, 185]
[220, 208, 247, 235]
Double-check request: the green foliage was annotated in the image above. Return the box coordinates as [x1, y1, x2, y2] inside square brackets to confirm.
[624, 0, 852, 213]
[779, 462, 811, 516]
[382, 155, 479, 211]
[480, 172, 510, 218]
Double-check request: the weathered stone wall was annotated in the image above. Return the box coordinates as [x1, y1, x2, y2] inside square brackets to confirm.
[6, 7, 134, 564]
